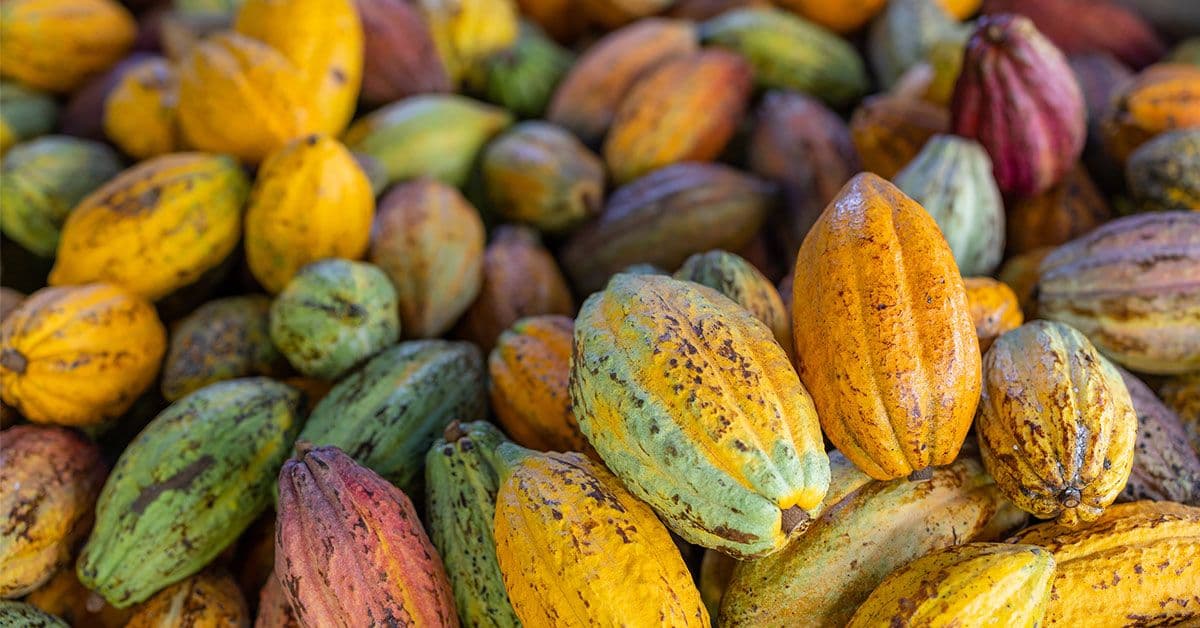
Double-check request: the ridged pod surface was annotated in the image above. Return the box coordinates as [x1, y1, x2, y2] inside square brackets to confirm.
[78, 379, 302, 608]
[416, 0, 518, 84]
[850, 93, 949, 179]
[1126, 128, 1200, 212]
[1117, 369, 1200, 505]
[488, 315, 590, 454]
[893, 134, 1005, 275]
[244, 135, 374, 295]
[603, 50, 752, 184]
[277, 445, 458, 627]
[254, 575, 300, 628]
[1005, 165, 1112, 255]
[492, 445, 708, 626]
[792, 173, 981, 481]
[426, 422, 521, 627]
[963, 277, 1023, 353]
[1012, 501, 1200, 626]
[700, 8, 868, 107]
[49, 153, 249, 302]
[298, 340, 487, 491]
[23, 567, 131, 628]
[867, 0, 967, 89]
[103, 56, 180, 160]
[720, 458, 1025, 627]
[1036, 211, 1200, 374]
[547, 18, 697, 145]
[984, 0, 1165, 69]
[0, 136, 122, 258]
[846, 543, 1056, 628]
[976, 321, 1136, 526]
[124, 570, 250, 628]
[369, 179, 485, 339]
[476, 24, 573, 119]
[161, 296, 286, 402]
[0, 81, 57, 154]
[0, 601, 69, 627]
[572, 274, 829, 557]
[0, 426, 105, 597]
[1101, 63, 1200, 163]
[0, 0, 136, 93]
[674, 250, 791, 351]
[561, 163, 774, 295]
[952, 14, 1086, 196]
[355, 0, 449, 106]
[1, 283, 165, 427]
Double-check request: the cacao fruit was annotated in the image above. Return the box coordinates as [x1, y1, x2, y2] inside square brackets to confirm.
[774, 0, 885, 33]
[23, 568, 131, 628]
[57, 53, 146, 143]
[368, 179, 486, 339]
[867, 0, 967, 89]
[1101, 63, 1200, 163]
[78, 378, 302, 607]
[355, 0, 449, 106]
[516, 0, 586, 41]
[1160, 373, 1200, 455]
[1126, 128, 1200, 212]
[674, 250, 791, 351]
[0, 601, 68, 627]
[0, 0, 136, 93]
[1069, 53, 1135, 193]
[0, 81, 57, 155]
[850, 93, 949, 179]
[298, 340, 487, 492]
[1, 283, 165, 427]
[103, 56, 180, 160]
[1005, 165, 1113, 255]
[0, 426, 105, 597]
[983, 0, 1166, 69]
[998, 245, 1054, 321]
[963, 277, 1023, 353]
[580, 0, 671, 28]
[0, 136, 122, 258]
[1170, 37, 1200, 66]
[476, 22, 573, 119]
[1036, 211, 1200, 374]
[1117, 368, 1200, 505]
[792, 173, 981, 481]
[124, 570, 250, 628]
[417, 0, 519, 85]
[254, 575, 299, 628]
[0, 287, 22, 323]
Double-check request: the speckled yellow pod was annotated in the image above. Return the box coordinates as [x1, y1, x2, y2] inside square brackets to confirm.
[124, 571, 249, 628]
[492, 445, 708, 627]
[792, 172, 981, 481]
[49, 153, 249, 302]
[244, 135, 374, 295]
[963, 276, 1023, 353]
[1012, 501, 1200, 626]
[976, 321, 1137, 527]
[675, 249, 791, 353]
[1, 284, 165, 427]
[572, 273, 829, 558]
[103, 56, 180, 160]
[0, 0, 136, 93]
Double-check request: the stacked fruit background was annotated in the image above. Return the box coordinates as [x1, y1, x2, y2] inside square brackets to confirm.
[0, 0, 1198, 625]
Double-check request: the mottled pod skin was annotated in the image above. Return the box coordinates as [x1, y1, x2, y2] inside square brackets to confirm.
[720, 458, 1025, 627]
[23, 567, 131, 628]
[492, 444, 709, 626]
[426, 422, 521, 627]
[846, 543, 1056, 628]
[488, 315, 590, 454]
[1012, 501, 1200, 626]
[482, 121, 604, 233]
[276, 445, 459, 628]
[125, 570, 250, 628]
[1005, 165, 1112, 255]
[1126, 128, 1200, 212]
[561, 163, 775, 295]
[1116, 369, 1200, 505]
[976, 321, 1137, 526]
[792, 173, 982, 481]
[1037, 211, 1200, 374]
[255, 575, 300, 628]
[963, 277, 1023, 353]
[244, 135, 375, 295]
[78, 379, 302, 608]
[0, 426, 105, 597]
[298, 340, 487, 492]
[0, 135, 123, 257]
[603, 50, 752, 184]
[369, 179, 485, 339]
[674, 250, 791, 352]
[547, 18, 697, 145]
[161, 296, 286, 402]
[355, 0, 449, 106]
[952, 15, 1086, 197]
[893, 134, 1005, 276]
[1101, 63, 1200, 163]
[850, 93, 949, 179]
[103, 56, 181, 160]
[49, 152, 250, 302]
[269, 259, 399, 380]
[0, 0, 136, 93]
[1, 283, 166, 427]
[572, 274, 830, 557]
[0, 600, 69, 627]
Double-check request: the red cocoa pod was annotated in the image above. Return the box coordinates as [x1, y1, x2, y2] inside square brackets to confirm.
[276, 444, 459, 627]
[355, 0, 450, 106]
[952, 14, 1086, 197]
[983, 0, 1165, 69]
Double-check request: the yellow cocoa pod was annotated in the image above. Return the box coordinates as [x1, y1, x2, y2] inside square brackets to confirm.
[24, 568, 131, 628]
[0, 0, 135, 93]
[418, 0, 519, 84]
[124, 571, 250, 627]
[244, 135, 374, 295]
[103, 56, 181, 160]
[963, 276, 1022, 353]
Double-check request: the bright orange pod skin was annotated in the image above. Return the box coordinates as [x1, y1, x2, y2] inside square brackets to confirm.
[792, 173, 981, 481]
[124, 570, 250, 628]
[1102, 63, 1200, 163]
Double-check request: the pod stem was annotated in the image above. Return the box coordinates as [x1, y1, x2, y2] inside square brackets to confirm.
[780, 506, 811, 535]
[908, 467, 933, 482]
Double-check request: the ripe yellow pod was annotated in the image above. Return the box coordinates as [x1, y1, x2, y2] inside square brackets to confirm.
[963, 276, 1023, 353]
[0, 0, 136, 93]
[103, 56, 181, 160]
[244, 135, 374, 295]
[792, 172, 981, 481]
[493, 444, 709, 627]
[1, 284, 165, 426]
[124, 570, 249, 627]
[417, 0, 519, 84]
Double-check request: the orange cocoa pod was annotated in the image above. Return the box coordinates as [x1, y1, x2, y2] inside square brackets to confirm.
[850, 93, 950, 179]
[124, 570, 250, 627]
[997, 246, 1055, 321]
[23, 567, 131, 628]
[1102, 63, 1200, 162]
[775, 0, 887, 34]
[963, 277, 1023, 353]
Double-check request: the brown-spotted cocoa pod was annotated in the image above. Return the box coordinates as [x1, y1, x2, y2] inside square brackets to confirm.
[1126, 128, 1200, 212]
[952, 14, 1086, 197]
[1005, 165, 1113, 255]
[850, 93, 949, 179]
[963, 277, 1023, 353]
[674, 249, 791, 351]
[124, 570, 250, 627]
[1102, 63, 1200, 163]
[603, 49, 753, 184]
[102, 56, 180, 160]
[355, 0, 449, 107]
[1116, 369, 1200, 505]
[983, 0, 1165, 69]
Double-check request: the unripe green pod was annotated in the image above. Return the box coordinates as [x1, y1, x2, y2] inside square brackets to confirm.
[476, 23, 573, 119]
[0, 81, 58, 155]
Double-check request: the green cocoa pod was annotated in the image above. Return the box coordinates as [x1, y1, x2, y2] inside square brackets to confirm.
[0, 136, 123, 257]
[481, 121, 604, 233]
[674, 250, 791, 351]
[78, 378, 302, 608]
[298, 340, 487, 492]
[343, 94, 513, 188]
[425, 421, 521, 627]
[161, 295, 287, 401]
[476, 23, 573, 119]
[1126, 128, 1200, 212]
[893, 134, 1005, 275]
[269, 259, 400, 380]
[0, 601, 69, 627]
[0, 81, 57, 155]
[867, 0, 967, 89]
[700, 8, 868, 108]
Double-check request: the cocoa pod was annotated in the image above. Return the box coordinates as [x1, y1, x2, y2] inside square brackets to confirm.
[867, 0, 967, 89]
[1, 80, 57, 153]
[1005, 165, 1112, 255]
[103, 56, 180, 160]
[476, 23, 573, 119]
[254, 575, 300, 628]
[1126, 128, 1200, 212]
[355, 0, 449, 107]
[1101, 63, 1200, 163]
[0, 0, 136, 93]
[850, 93, 949, 179]
[674, 249, 791, 351]
[124, 570, 250, 627]
[1116, 369, 1200, 505]
[580, 0, 672, 29]
[983, 0, 1166, 69]
[23, 568, 131, 628]
[963, 277, 1023, 353]
[0, 601, 69, 627]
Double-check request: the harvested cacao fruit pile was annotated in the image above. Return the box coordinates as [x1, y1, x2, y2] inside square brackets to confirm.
[3, 0, 1200, 625]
